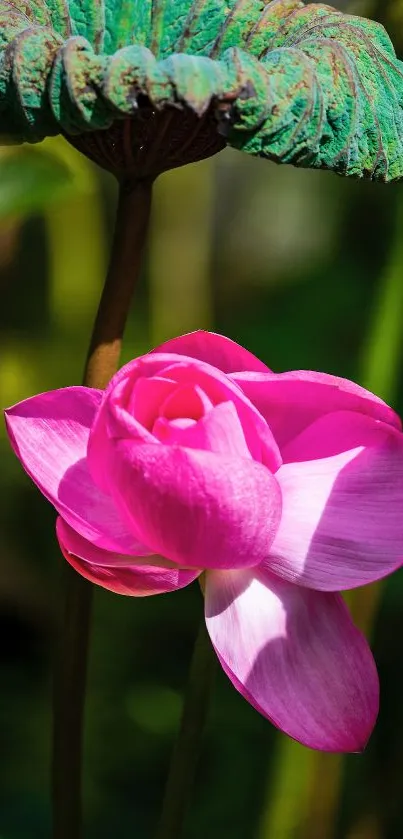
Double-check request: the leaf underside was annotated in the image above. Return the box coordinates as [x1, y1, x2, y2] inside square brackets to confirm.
[1, 0, 403, 180]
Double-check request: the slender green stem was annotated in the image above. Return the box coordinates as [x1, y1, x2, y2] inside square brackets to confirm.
[155, 617, 216, 839]
[51, 177, 153, 839]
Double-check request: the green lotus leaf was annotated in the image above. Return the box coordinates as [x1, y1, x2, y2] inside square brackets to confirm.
[1, 0, 403, 181]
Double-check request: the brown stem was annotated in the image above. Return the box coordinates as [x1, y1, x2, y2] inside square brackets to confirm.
[52, 177, 153, 839]
[84, 179, 153, 389]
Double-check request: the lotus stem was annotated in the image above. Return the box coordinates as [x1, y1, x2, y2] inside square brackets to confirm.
[155, 616, 216, 839]
[51, 177, 153, 839]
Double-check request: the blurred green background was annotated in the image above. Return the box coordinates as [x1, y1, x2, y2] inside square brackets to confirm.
[2, 1, 403, 837]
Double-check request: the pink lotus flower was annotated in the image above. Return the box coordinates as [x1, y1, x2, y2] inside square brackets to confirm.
[5, 331, 403, 752]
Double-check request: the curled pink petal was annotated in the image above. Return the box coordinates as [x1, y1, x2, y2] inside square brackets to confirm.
[153, 359, 281, 469]
[57, 518, 199, 596]
[128, 376, 177, 428]
[109, 442, 282, 569]
[205, 568, 379, 752]
[87, 378, 158, 494]
[281, 409, 402, 463]
[267, 412, 403, 591]
[232, 369, 401, 452]
[152, 402, 252, 458]
[159, 383, 213, 420]
[88, 353, 282, 481]
[56, 517, 175, 568]
[152, 330, 270, 373]
[5, 388, 149, 555]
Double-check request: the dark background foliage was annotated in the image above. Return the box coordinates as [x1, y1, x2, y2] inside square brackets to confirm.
[2, 2, 403, 837]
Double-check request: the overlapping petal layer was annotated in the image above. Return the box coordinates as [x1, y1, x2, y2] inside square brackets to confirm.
[267, 412, 403, 590]
[205, 567, 379, 751]
[232, 369, 401, 451]
[151, 402, 253, 457]
[5, 388, 150, 555]
[109, 441, 282, 569]
[153, 330, 270, 374]
[87, 353, 282, 495]
[57, 517, 199, 595]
